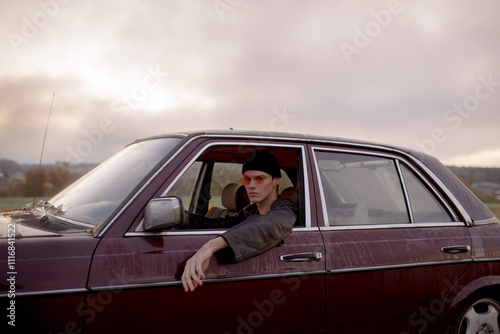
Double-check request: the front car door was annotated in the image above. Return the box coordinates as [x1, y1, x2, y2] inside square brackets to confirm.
[85, 137, 326, 333]
[311, 145, 472, 333]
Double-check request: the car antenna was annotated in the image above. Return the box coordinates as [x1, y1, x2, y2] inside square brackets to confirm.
[32, 93, 55, 209]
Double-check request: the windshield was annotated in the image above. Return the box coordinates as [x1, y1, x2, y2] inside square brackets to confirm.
[48, 137, 181, 226]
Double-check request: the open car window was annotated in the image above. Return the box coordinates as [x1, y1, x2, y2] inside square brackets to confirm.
[163, 144, 303, 229]
[207, 162, 293, 210]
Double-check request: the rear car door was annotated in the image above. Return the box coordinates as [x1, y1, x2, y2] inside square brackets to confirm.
[85, 138, 326, 333]
[311, 146, 472, 333]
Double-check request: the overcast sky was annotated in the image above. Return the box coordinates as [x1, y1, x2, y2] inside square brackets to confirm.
[1, 0, 499, 167]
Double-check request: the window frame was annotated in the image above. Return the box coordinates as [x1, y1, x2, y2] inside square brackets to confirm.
[397, 160, 455, 224]
[311, 146, 460, 229]
[130, 141, 312, 236]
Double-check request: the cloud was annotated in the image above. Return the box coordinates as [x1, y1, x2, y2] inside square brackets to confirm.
[0, 0, 499, 167]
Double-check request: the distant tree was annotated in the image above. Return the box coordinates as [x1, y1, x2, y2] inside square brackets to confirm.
[22, 168, 48, 197]
[448, 166, 500, 185]
[6, 166, 85, 197]
[47, 166, 83, 194]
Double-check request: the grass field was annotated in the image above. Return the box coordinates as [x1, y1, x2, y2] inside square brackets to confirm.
[485, 202, 500, 219]
[0, 197, 50, 210]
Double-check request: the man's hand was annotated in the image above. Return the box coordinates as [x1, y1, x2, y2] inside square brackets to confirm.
[181, 237, 228, 292]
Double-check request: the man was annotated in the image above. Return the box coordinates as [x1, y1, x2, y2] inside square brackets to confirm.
[181, 151, 298, 292]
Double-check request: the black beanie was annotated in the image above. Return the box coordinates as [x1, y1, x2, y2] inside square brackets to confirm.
[242, 151, 281, 178]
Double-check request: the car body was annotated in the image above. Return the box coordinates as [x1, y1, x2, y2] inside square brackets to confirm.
[1, 130, 499, 333]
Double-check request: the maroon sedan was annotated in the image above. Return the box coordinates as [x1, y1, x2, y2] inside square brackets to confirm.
[1, 131, 499, 333]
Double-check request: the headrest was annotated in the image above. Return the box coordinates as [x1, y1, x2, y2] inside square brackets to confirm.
[222, 183, 250, 211]
[280, 186, 297, 204]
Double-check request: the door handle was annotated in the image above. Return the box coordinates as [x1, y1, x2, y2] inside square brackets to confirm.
[440, 245, 471, 254]
[280, 252, 323, 262]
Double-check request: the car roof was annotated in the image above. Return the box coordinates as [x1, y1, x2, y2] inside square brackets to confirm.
[134, 129, 410, 151]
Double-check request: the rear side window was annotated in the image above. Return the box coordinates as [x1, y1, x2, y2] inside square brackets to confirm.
[400, 165, 452, 223]
[315, 151, 409, 226]
[315, 150, 454, 226]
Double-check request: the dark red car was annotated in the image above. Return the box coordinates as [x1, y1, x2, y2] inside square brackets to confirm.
[1, 131, 499, 333]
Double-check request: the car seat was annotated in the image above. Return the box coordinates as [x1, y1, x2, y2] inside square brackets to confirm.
[205, 183, 250, 218]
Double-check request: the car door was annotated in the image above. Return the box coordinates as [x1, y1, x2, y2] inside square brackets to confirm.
[311, 146, 472, 333]
[85, 139, 326, 333]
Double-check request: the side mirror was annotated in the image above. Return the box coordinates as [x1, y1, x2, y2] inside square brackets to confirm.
[144, 197, 184, 231]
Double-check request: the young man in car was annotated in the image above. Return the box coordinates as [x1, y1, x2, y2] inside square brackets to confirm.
[181, 151, 298, 292]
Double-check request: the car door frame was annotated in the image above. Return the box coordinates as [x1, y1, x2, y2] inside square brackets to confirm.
[308, 143, 474, 333]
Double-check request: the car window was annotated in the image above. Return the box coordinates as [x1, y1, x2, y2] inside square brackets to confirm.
[315, 151, 409, 226]
[166, 161, 202, 209]
[209, 162, 293, 209]
[163, 144, 303, 228]
[400, 164, 453, 223]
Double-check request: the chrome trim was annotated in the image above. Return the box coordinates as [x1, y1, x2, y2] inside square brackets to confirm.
[395, 159, 414, 223]
[312, 150, 330, 227]
[327, 258, 473, 275]
[280, 252, 323, 262]
[50, 215, 94, 229]
[88, 270, 327, 293]
[440, 245, 471, 254]
[125, 226, 320, 237]
[291, 227, 320, 232]
[319, 222, 467, 231]
[127, 230, 225, 237]
[471, 256, 500, 263]
[0, 288, 88, 299]
[311, 146, 462, 227]
[89, 281, 180, 292]
[201, 132, 396, 151]
[472, 218, 500, 226]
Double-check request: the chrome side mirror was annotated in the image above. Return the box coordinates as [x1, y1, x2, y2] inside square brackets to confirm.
[144, 197, 184, 231]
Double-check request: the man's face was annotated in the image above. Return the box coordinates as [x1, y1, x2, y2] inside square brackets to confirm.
[242, 170, 280, 204]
